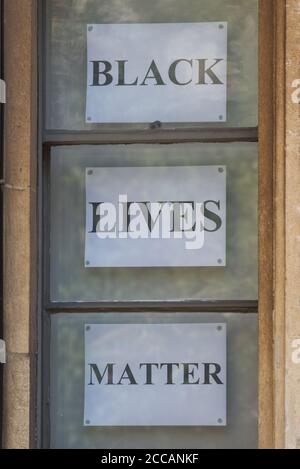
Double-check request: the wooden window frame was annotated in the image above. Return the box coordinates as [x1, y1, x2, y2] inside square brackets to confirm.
[258, 0, 286, 449]
[2, 0, 287, 449]
[38, 0, 285, 449]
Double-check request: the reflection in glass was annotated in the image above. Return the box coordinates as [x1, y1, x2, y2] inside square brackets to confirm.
[45, 0, 258, 130]
[50, 143, 258, 302]
[50, 313, 258, 449]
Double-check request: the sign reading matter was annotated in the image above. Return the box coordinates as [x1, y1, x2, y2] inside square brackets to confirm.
[84, 323, 227, 427]
[86, 22, 227, 123]
[85, 166, 226, 268]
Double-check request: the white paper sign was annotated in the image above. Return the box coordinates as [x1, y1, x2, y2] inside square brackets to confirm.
[86, 22, 227, 123]
[84, 323, 227, 427]
[85, 166, 226, 268]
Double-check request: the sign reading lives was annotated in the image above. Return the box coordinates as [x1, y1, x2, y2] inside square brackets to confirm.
[86, 22, 227, 123]
[84, 323, 227, 427]
[85, 166, 226, 268]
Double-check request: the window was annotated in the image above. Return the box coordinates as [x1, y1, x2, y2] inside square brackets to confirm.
[42, 0, 259, 449]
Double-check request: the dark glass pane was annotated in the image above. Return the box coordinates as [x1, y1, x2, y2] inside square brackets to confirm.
[45, 0, 258, 130]
[50, 313, 258, 449]
[50, 143, 258, 302]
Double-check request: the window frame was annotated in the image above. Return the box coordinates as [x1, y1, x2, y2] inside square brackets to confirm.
[37, 0, 282, 449]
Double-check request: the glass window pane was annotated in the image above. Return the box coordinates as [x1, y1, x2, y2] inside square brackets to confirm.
[50, 313, 258, 449]
[45, 0, 258, 130]
[49, 143, 258, 302]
